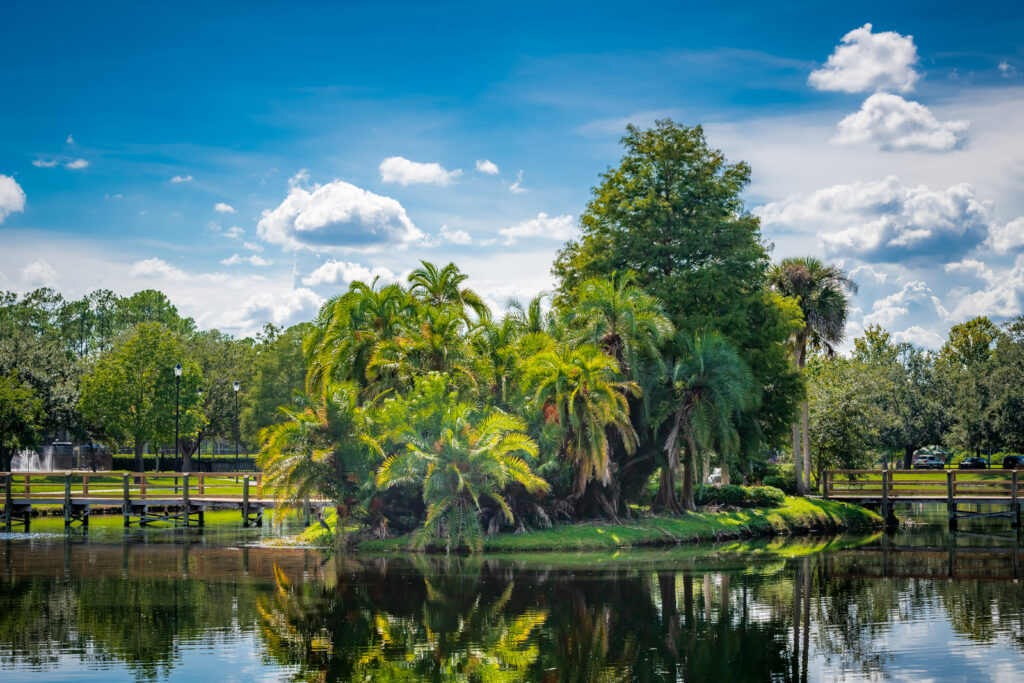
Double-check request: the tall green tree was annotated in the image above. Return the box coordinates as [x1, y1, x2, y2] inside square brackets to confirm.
[408, 261, 490, 322]
[77, 322, 203, 471]
[523, 344, 639, 501]
[936, 317, 1000, 456]
[0, 372, 44, 470]
[553, 120, 800, 458]
[258, 382, 382, 535]
[768, 256, 857, 494]
[660, 331, 756, 512]
[241, 323, 309, 446]
[853, 325, 944, 468]
[376, 399, 548, 552]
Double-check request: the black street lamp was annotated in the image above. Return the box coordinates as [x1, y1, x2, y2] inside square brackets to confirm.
[196, 387, 203, 472]
[233, 380, 240, 467]
[174, 364, 182, 473]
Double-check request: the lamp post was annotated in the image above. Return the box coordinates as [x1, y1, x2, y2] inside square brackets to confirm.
[196, 387, 203, 473]
[233, 380, 240, 468]
[173, 364, 182, 473]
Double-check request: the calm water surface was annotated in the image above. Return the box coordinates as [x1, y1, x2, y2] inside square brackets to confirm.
[2, 505, 1024, 682]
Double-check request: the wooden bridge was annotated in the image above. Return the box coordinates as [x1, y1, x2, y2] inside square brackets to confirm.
[824, 469, 1022, 528]
[1, 471, 328, 531]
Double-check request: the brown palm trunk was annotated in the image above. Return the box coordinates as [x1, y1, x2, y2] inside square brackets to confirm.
[801, 401, 812, 493]
[720, 455, 730, 485]
[682, 430, 698, 511]
[792, 422, 804, 495]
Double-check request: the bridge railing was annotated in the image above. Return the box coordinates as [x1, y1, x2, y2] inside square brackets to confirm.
[2, 471, 264, 503]
[825, 469, 1020, 502]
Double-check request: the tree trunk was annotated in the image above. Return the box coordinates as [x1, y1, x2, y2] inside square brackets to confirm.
[801, 401, 812, 493]
[903, 445, 914, 470]
[681, 432, 698, 511]
[720, 454, 730, 485]
[656, 464, 684, 514]
[792, 422, 804, 495]
[134, 436, 145, 472]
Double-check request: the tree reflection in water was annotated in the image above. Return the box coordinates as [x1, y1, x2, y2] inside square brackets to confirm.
[4, 534, 1024, 681]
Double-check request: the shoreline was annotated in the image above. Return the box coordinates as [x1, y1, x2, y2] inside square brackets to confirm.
[298, 497, 884, 553]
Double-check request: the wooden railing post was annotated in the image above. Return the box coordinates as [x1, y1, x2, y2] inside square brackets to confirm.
[122, 473, 130, 527]
[198, 473, 205, 496]
[82, 474, 89, 496]
[183, 473, 190, 527]
[947, 470, 956, 530]
[64, 473, 72, 526]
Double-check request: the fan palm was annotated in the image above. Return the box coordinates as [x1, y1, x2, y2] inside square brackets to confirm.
[661, 331, 755, 512]
[569, 272, 674, 380]
[375, 402, 548, 553]
[768, 257, 857, 494]
[256, 382, 383, 534]
[408, 260, 491, 322]
[304, 279, 413, 397]
[523, 344, 639, 497]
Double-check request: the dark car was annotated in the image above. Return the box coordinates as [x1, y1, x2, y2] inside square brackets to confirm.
[958, 457, 989, 469]
[1002, 455, 1024, 470]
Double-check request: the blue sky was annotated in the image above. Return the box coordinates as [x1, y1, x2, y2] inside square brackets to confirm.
[1, 1, 1023, 346]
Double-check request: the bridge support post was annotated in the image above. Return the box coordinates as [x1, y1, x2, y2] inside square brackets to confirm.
[122, 474, 130, 527]
[183, 473, 190, 527]
[881, 470, 890, 522]
[64, 473, 72, 527]
[1013, 471, 1020, 528]
[947, 470, 957, 531]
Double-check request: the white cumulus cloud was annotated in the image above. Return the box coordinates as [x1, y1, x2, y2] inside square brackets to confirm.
[130, 258, 195, 281]
[509, 170, 527, 194]
[257, 178, 424, 252]
[499, 212, 575, 245]
[862, 280, 950, 327]
[65, 159, 89, 170]
[808, 23, 920, 94]
[302, 260, 398, 287]
[237, 288, 323, 329]
[833, 93, 969, 152]
[475, 159, 499, 175]
[32, 159, 58, 168]
[214, 202, 236, 214]
[379, 157, 461, 186]
[21, 259, 58, 288]
[756, 176, 994, 262]
[0, 175, 26, 223]
[987, 217, 1024, 252]
[170, 174, 193, 183]
[439, 224, 472, 245]
[220, 253, 273, 267]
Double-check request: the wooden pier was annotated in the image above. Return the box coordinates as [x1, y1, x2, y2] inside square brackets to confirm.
[824, 469, 1021, 529]
[1, 471, 327, 531]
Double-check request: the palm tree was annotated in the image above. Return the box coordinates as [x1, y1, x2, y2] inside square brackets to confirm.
[661, 331, 755, 512]
[256, 382, 384, 536]
[304, 278, 412, 397]
[523, 344, 639, 498]
[506, 292, 549, 335]
[569, 272, 674, 380]
[408, 260, 490, 322]
[768, 257, 857, 495]
[375, 403, 548, 553]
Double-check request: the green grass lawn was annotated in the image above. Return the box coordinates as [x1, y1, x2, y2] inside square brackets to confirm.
[354, 497, 883, 554]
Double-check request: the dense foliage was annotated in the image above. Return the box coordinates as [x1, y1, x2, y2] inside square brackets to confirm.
[7, 121, 1024, 551]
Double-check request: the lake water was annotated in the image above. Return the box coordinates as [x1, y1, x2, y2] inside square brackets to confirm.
[2, 505, 1024, 681]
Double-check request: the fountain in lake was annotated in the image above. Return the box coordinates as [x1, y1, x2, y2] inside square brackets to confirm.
[10, 448, 53, 472]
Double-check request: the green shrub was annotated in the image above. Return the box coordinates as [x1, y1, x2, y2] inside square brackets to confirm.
[694, 484, 785, 508]
[763, 475, 798, 495]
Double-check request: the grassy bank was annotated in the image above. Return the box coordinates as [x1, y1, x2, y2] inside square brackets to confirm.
[353, 497, 882, 554]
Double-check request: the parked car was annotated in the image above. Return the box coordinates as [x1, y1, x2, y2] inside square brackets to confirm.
[912, 455, 945, 469]
[1002, 455, 1024, 470]
[958, 457, 989, 469]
